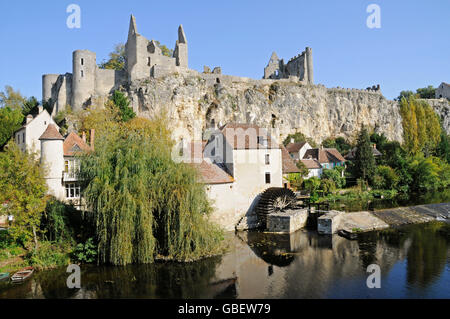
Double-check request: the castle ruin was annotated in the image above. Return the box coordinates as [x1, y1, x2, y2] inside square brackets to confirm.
[263, 49, 313, 84]
[42, 15, 314, 115]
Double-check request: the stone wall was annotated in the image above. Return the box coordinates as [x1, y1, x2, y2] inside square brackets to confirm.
[420, 98, 450, 134]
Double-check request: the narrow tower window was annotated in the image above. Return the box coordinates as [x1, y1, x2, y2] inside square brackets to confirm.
[81, 70, 84, 77]
[81, 58, 84, 65]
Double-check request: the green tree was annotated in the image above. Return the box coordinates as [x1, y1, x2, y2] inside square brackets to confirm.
[110, 91, 135, 122]
[99, 43, 126, 70]
[79, 116, 223, 265]
[0, 105, 24, 148]
[396, 90, 415, 101]
[304, 177, 321, 195]
[320, 178, 336, 195]
[373, 165, 399, 190]
[321, 167, 346, 188]
[0, 143, 47, 249]
[0, 85, 26, 110]
[154, 40, 174, 58]
[408, 155, 450, 192]
[354, 126, 376, 183]
[283, 131, 317, 147]
[416, 85, 436, 99]
[400, 97, 441, 156]
[435, 128, 450, 163]
[22, 96, 40, 116]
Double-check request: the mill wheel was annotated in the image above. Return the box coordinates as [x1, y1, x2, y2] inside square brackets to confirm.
[255, 188, 297, 229]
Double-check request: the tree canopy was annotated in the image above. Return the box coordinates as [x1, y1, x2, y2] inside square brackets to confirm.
[0, 142, 47, 249]
[399, 97, 441, 156]
[353, 126, 376, 183]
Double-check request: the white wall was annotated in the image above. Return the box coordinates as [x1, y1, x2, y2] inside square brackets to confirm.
[41, 139, 65, 200]
[14, 111, 57, 158]
[206, 183, 240, 231]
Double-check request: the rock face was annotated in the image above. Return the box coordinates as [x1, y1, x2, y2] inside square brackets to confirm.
[420, 98, 450, 135]
[126, 73, 405, 144]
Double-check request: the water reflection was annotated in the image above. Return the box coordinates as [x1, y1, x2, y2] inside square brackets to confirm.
[0, 223, 448, 299]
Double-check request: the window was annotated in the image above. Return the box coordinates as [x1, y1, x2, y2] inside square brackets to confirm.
[22, 133, 25, 143]
[65, 183, 80, 199]
[265, 154, 270, 165]
[81, 58, 84, 65]
[65, 161, 69, 173]
[265, 173, 271, 184]
[81, 70, 84, 77]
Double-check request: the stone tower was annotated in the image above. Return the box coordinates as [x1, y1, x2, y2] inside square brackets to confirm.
[39, 124, 65, 200]
[174, 25, 188, 68]
[72, 50, 97, 111]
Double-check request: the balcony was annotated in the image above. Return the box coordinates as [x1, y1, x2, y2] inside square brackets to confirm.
[63, 171, 79, 182]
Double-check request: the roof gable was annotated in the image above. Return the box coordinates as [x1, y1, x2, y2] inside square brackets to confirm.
[63, 132, 92, 156]
[281, 145, 300, 173]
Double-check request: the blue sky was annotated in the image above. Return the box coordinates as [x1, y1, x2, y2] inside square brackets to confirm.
[0, 0, 448, 100]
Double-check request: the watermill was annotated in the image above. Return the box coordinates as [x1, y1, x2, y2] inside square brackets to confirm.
[255, 187, 298, 229]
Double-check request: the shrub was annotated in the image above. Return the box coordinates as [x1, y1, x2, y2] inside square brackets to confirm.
[71, 238, 97, 264]
[321, 168, 346, 188]
[373, 165, 400, 190]
[320, 178, 336, 194]
[28, 241, 71, 270]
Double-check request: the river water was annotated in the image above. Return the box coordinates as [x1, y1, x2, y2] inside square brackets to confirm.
[0, 222, 449, 299]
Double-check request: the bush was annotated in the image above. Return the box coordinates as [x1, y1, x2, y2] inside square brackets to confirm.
[28, 241, 71, 270]
[71, 238, 97, 264]
[320, 178, 336, 194]
[373, 165, 400, 190]
[321, 168, 346, 188]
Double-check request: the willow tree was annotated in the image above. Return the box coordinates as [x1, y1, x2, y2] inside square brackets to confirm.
[80, 116, 223, 265]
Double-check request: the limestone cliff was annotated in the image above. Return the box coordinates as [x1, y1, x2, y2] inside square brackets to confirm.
[125, 73, 405, 144]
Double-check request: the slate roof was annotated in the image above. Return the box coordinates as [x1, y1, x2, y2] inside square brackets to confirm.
[281, 145, 300, 174]
[303, 148, 346, 163]
[286, 142, 307, 154]
[220, 123, 279, 150]
[39, 124, 64, 140]
[63, 132, 93, 157]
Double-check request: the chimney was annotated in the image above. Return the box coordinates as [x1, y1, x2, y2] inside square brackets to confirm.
[373, 144, 376, 149]
[82, 131, 86, 143]
[290, 138, 294, 144]
[26, 115, 33, 124]
[38, 106, 44, 114]
[89, 129, 95, 150]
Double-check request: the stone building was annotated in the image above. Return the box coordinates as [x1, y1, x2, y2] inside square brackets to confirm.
[42, 15, 188, 113]
[263, 48, 314, 84]
[436, 82, 450, 99]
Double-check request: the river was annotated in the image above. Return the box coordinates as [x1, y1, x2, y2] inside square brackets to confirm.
[0, 222, 449, 299]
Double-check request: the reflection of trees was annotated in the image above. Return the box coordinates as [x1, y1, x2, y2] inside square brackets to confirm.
[356, 232, 379, 270]
[406, 223, 447, 288]
[246, 232, 295, 267]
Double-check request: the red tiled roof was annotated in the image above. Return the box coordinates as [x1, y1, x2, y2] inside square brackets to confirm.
[286, 142, 307, 153]
[281, 145, 300, 173]
[303, 148, 345, 163]
[190, 160, 234, 184]
[220, 123, 279, 150]
[63, 132, 92, 157]
[39, 124, 64, 140]
[301, 159, 322, 169]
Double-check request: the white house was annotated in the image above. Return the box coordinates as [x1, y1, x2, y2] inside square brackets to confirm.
[286, 141, 312, 161]
[182, 123, 284, 231]
[14, 120, 93, 209]
[14, 106, 58, 157]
